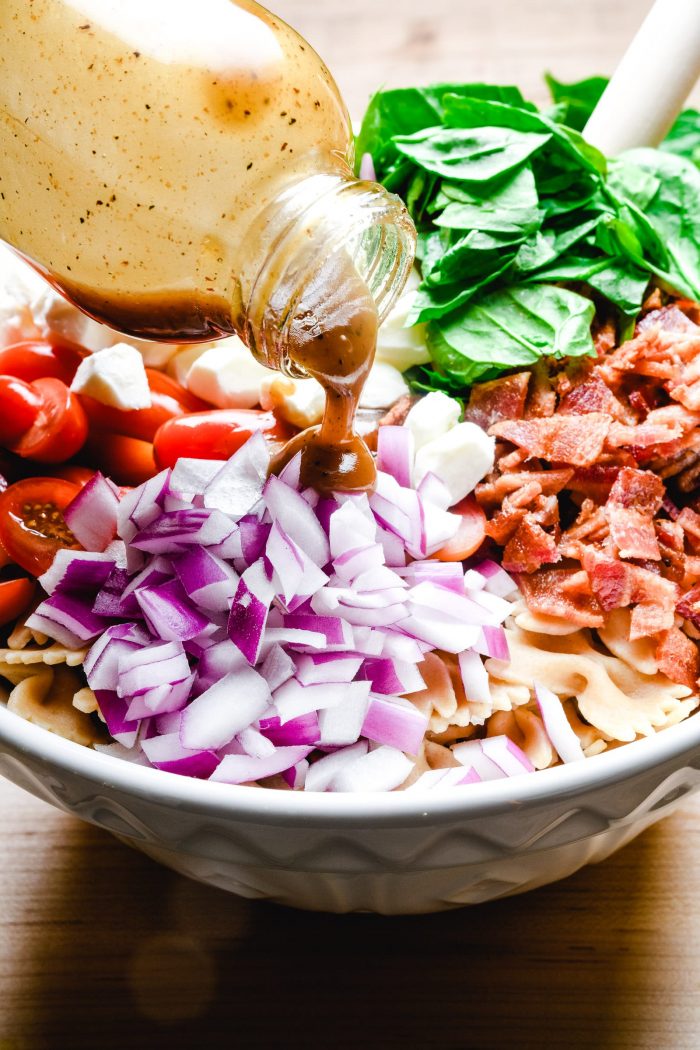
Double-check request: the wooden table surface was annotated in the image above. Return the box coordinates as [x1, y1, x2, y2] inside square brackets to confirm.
[3, 1, 700, 1047]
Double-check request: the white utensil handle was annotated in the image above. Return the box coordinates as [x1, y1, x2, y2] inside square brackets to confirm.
[584, 0, 700, 156]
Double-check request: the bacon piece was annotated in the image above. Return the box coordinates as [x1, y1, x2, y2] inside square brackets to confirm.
[677, 507, 700, 549]
[636, 305, 699, 335]
[656, 627, 700, 687]
[525, 362, 556, 418]
[581, 548, 679, 636]
[559, 500, 609, 559]
[502, 518, 560, 574]
[465, 372, 530, 431]
[567, 464, 621, 502]
[655, 519, 686, 584]
[518, 567, 605, 627]
[678, 584, 700, 627]
[559, 374, 627, 420]
[475, 469, 572, 505]
[593, 318, 617, 356]
[604, 467, 664, 559]
[490, 413, 610, 467]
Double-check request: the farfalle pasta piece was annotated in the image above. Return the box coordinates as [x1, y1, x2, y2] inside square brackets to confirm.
[488, 679, 532, 713]
[597, 608, 658, 676]
[486, 625, 696, 742]
[487, 707, 556, 770]
[510, 599, 582, 636]
[6, 665, 105, 747]
[0, 643, 88, 667]
[410, 652, 458, 734]
[7, 609, 48, 649]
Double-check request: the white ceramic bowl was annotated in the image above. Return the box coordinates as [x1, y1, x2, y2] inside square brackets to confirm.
[2, 701, 700, 914]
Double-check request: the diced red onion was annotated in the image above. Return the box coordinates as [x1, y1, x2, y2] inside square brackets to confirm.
[27, 593, 109, 647]
[452, 739, 509, 781]
[94, 689, 141, 748]
[318, 685, 370, 746]
[63, 472, 119, 552]
[259, 710, 320, 746]
[473, 625, 510, 661]
[417, 471, 451, 511]
[304, 740, 369, 792]
[170, 457, 223, 499]
[39, 549, 117, 596]
[458, 649, 492, 706]
[236, 725, 277, 758]
[117, 640, 191, 697]
[125, 674, 195, 720]
[376, 425, 414, 489]
[173, 546, 239, 613]
[475, 559, 518, 598]
[481, 735, 535, 776]
[180, 666, 271, 750]
[227, 561, 275, 664]
[141, 732, 219, 778]
[259, 643, 296, 691]
[273, 679, 370, 725]
[264, 473, 330, 566]
[331, 744, 414, 793]
[136, 578, 210, 641]
[295, 652, 363, 685]
[282, 758, 309, 789]
[534, 682, 586, 763]
[202, 431, 269, 518]
[361, 694, 428, 754]
[209, 745, 312, 784]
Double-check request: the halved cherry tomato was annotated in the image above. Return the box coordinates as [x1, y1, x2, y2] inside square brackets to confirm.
[0, 577, 36, 627]
[84, 433, 157, 487]
[0, 338, 86, 385]
[78, 368, 209, 443]
[431, 495, 487, 562]
[50, 465, 96, 488]
[153, 409, 293, 469]
[0, 376, 43, 445]
[10, 378, 88, 463]
[0, 478, 82, 575]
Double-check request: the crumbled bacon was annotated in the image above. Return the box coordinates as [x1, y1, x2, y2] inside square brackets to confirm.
[656, 627, 700, 688]
[465, 372, 530, 430]
[465, 294, 700, 686]
[490, 413, 610, 467]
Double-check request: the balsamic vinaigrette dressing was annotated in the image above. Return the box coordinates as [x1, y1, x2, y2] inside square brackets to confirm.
[270, 248, 378, 494]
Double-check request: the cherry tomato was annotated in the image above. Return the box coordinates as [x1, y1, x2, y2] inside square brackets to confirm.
[84, 433, 157, 487]
[431, 496, 487, 562]
[10, 378, 88, 463]
[153, 409, 293, 469]
[50, 465, 96, 488]
[0, 577, 36, 627]
[0, 376, 43, 445]
[78, 369, 209, 443]
[0, 339, 86, 385]
[0, 478, 82, 575]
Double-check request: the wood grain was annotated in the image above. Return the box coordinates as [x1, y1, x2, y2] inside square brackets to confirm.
[3, 1, 700, 1046]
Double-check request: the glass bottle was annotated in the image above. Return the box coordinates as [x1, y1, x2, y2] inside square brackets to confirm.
[0, 0, 415, 369]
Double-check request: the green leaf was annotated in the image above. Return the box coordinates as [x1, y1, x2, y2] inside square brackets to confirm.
[661, 109, 700, 167]
[528, 254, 650, 316]
[544, 73, 609, 131]
[614, 148, 700, 299]
[434, 166, 540, 234]
[442, 94, 607, 175]
[394, 125, 551, 182]
[427, 284, 595, 385]
[403, 364, 467, 397]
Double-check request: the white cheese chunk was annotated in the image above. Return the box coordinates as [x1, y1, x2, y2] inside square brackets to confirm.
[413, 421, 495, 507]
[260, 374, 325, 429]
[359, 362, 410, 410]
[167, 343, 212, 386]
[375, 269, 430, 372]
[185, 336, 275, 409]
[71, 343, 152, 410]
[405, 391, 462, 450]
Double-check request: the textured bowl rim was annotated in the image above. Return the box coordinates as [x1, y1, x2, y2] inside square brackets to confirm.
[2, 701, 700, 827]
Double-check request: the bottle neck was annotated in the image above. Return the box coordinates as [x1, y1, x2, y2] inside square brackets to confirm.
[240, 172, 416, 374]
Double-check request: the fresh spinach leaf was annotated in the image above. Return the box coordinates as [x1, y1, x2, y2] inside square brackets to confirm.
[427, 284, 595, 385]
[661, 109, 700, 167]
[544, 73, 608, 131]
[393, 125, 550, 182]
[433, 166, 540, 234]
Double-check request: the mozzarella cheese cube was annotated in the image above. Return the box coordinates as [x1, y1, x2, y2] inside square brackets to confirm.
[167, 343, 212, 386]
[185, 336, 275, 409]
[405, 391, 462, 450]
[260, 374, 325, 428]
[71, 343, 152, 410]
[375, 269, 430, 372]
[359, 362, 410, 410]
[413, 422, 495, 507]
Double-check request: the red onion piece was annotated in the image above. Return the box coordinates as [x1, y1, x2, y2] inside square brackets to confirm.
[202, 430, 269, 518]
[361, 694, 428, 755]
[376, 425, 414, 489]
[304, 740, 369, 792]
[359, 152, 376, 182]
[180, 666, 271, 750]
[458, 649, 492, 706]
[209, 745, 312, 784]
[331, 744, 414, 793]
[63, 472, 119, 552]
[141, 732, 219, 779]
[534, 682, 586, 763]
[39, 549, 117, 596]
[481, 735, 535, 776]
